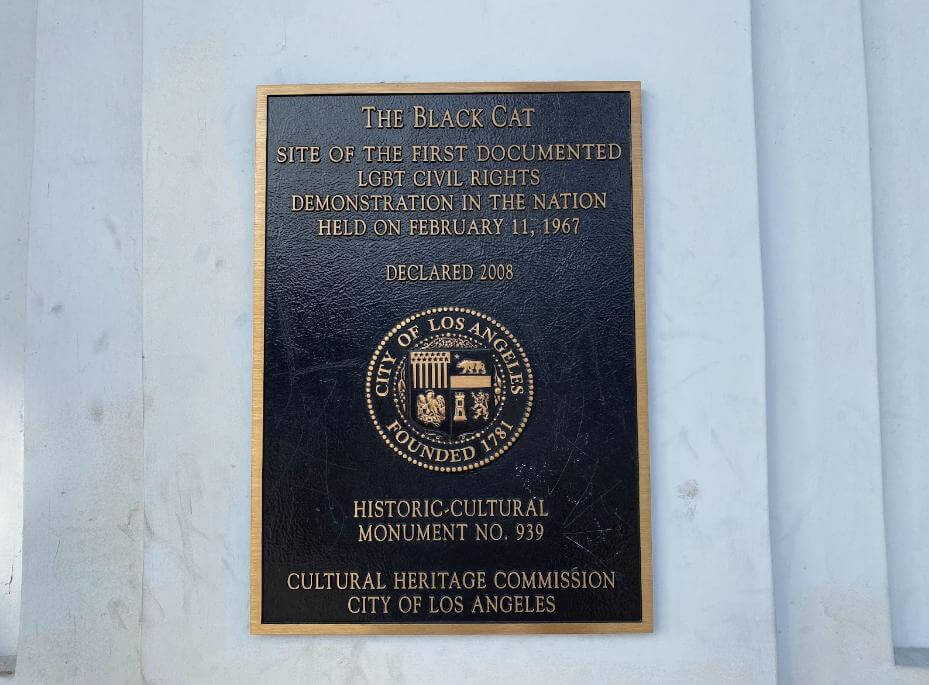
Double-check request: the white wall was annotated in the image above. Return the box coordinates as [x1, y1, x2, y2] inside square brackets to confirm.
[0, 0, 36, 673]
[751, 2, 906, 681]
[12, 1, 144, 683]
[861, 0, 929, 658]
[4, 1, 929, 683]
[752, 4, 929, 679]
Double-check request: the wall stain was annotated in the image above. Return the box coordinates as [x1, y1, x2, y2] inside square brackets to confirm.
[677, 479, 700, 520]
[107, 598, 128, 631]
[104, 216, 122, 251]
[89, 402, 104, 423]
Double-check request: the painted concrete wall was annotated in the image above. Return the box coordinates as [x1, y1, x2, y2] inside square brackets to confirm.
[751, 2, 921, 682]
[3, 0, 929, 683]
[12, 1, 144, 683]
[0, 0, 36, 674]
[862, 0, 929, 656]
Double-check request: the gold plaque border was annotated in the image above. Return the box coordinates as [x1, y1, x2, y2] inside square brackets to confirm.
[251, 81, 651, 635]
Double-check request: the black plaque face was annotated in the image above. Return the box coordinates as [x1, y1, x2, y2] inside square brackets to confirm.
[251, 82, 650, 634]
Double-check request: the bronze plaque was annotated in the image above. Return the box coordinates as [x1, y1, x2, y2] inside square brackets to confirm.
[252, 82, 650, 634]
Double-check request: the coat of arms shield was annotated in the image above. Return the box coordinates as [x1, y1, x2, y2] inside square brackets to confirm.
[405, 349, 495, 436]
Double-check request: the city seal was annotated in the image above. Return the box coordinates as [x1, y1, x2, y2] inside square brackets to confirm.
[365, 307, 534, 473]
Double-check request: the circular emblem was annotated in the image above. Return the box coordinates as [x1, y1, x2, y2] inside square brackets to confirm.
[366, 307, 534, 473]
